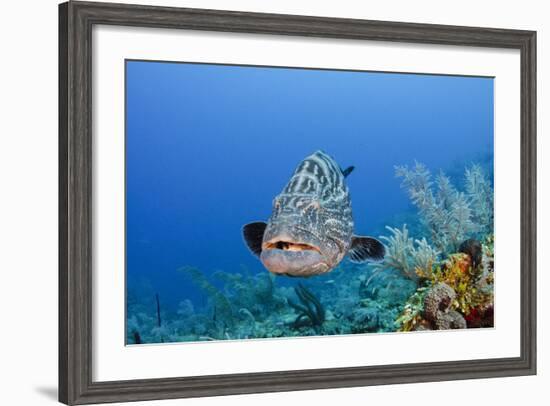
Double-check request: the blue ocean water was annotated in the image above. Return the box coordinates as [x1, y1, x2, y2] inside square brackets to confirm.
[126, 60, 494, 342]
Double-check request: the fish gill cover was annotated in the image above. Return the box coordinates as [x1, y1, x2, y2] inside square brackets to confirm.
[125, 61, 494, 344]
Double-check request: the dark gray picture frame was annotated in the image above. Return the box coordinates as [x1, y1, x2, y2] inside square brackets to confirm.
[59, 1, 537, 404]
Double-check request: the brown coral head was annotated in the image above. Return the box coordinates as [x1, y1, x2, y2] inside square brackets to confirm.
[423, 283, 467, 330]
[439, 296, 451, 311]
[459, 238, 482, 269]
[423, 283, 456, 322]
[435, 310, 467, 330]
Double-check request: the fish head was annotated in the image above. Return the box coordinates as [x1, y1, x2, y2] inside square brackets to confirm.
[259, 195, 340, 277]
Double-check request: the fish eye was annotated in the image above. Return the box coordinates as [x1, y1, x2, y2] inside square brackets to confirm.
[273, 199, 282, 213]
[296, 200, 308, 210]
[301, 200, 321, 213]
[307, 200, 321, 210]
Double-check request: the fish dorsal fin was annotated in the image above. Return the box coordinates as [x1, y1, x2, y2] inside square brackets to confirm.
[242, 222, 267, 257]
[341, 166, 355, 178]
[348, 235, 385, 263]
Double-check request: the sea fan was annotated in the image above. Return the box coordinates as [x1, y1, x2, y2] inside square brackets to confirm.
[465, 164, 494, 236]
[395, 162, 488, 254]
[178, 266, 235, 333]
[370, 225, 440, 282]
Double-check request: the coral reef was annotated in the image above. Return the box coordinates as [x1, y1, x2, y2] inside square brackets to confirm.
[126, 261, 418, 342]
[178, 265, 235, 335]
[459, 238, 482, 269]
[394, 287, 429, 332]
[395, 237, 494, 332]
[426, 250, 493, 316]
[370, 224, 440, 283]
[126, 161, 494, 343]
[287, 284, 325, 331]
[465, 164, 494, 236]
[395, 162, 492, 255]
[423, 283, 467, 330]
[383, 162, 495, 333]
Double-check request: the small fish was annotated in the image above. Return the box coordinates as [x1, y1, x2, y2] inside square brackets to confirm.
[242, 151, 384, 277]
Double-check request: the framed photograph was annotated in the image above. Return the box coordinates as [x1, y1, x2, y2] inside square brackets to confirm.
[59, 1, 536, 404]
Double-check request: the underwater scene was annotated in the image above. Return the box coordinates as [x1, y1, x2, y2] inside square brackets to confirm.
[126, 60, 494, 344]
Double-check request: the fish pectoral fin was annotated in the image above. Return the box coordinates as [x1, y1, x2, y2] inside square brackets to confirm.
[242, 221, 267, 257]
[348, 235, 385, 263]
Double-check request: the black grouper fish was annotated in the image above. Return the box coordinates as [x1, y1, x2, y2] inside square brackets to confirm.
[242, 151, 385, 277]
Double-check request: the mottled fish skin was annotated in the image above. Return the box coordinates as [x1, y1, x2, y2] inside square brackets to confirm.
[243, 151, 384, 277]
[263, 151, 354, 270]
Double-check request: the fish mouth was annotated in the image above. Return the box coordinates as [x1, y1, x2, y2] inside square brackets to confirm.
[260, 238, 329, 277]
[262, 239, 322, 254]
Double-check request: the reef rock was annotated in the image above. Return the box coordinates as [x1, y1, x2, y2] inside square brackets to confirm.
[435, 310, 468, 329]
[423, 282, 466, 330]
